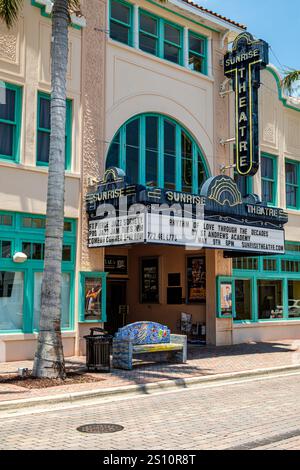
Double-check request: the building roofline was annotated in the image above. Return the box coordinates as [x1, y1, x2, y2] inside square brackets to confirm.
[266, 65, 300, 113]
[173, 0, 247, 31]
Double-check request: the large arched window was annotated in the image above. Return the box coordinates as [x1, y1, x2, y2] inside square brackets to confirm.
[106, 114, 209, 193]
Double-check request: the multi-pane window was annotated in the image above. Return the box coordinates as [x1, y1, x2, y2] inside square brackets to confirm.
[109, 0, 133, 46]
[285, 160, 299, 209]
[163, 22, 182, 65]
[0, 212, 76, 333]
[36, 92, 72, 169]
[0, 240, 11, 258]
[263, 258, 277, 272]
[22, 242, 44, 260]
[0, 214, 12, 227]
[281, 260, 300, 273]
[106, 114, 208, 193]
[33, 272, 71, 330]
[139, 12, 158, 56]
[164, 119, 176, 190]
[138, 12, 183, 65]
[233, 257, 258, 271]
[258, 280, 283, 319]
[110, 2, 207, 72]
[285, 242, 300, 253]
[182, 132, 193, 193]
[145, 116, 158, 187]
[22, 217, 46, 229]
[22, 242, 72, 262]
[261, 154, 277, 205]
[234, 172, 252, 197]
[235, 279, 252, 321]
[188, 32, 207, 74]
[0, 83, 22, 162]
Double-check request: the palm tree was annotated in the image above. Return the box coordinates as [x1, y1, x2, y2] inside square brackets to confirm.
[0, 0, 80, 378]
[282, 69, 300, 95]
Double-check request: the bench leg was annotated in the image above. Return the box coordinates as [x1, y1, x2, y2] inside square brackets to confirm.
[171, 350, 186, 364]
[170, 335, 187, 363]
[112, 340, 133, 370]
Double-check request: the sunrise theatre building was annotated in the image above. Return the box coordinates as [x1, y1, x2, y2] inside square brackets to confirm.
[81, 0, 300, 349]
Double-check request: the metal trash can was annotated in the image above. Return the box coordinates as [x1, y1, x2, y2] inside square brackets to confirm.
[84, 328, 112, 372]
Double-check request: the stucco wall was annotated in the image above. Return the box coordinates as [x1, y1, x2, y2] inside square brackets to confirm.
[102, 1, 235, 344]
[79, 0, 107, 273]
[0, 1, 82, 218]
[105, 0, 215, 176]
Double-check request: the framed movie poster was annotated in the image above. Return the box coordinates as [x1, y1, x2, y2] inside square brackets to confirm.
[80, 272, 107, 322]
[220, 282, 233, 317]
[187, 256, 206, 303]
[140, 257, 159, 304]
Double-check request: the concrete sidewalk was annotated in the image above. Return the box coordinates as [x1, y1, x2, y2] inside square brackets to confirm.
[1, 339, 300, 410]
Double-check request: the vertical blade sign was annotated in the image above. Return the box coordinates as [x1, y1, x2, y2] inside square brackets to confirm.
[224, 32, 269, 176]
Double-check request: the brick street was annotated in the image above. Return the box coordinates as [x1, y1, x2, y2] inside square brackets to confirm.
[0, 370, 300, 450]
[1, 340, 300, 403]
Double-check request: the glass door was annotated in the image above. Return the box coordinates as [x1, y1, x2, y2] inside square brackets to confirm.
[0, 270, 24, 331]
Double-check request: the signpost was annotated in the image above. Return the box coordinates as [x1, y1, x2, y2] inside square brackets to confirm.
[224, 32, 269, 176]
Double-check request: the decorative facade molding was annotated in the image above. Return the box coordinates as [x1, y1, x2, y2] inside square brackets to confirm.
[32, 0, 86, 29]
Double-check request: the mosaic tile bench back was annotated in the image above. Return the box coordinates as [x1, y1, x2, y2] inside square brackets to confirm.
[114, 321, 170, 345]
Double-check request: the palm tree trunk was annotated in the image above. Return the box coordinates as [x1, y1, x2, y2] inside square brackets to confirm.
[32, 0, 69, 379]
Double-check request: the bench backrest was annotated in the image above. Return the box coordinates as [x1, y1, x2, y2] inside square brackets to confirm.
[115, 321, 170, 345]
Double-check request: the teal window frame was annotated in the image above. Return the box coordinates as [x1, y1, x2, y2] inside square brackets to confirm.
[79, 272, 108, 323]
[261, 153, 277, 207]
[0, 82, 22, 163]
[0, 211, 76, 334]
[139, 10, 159, 56]
[285, 159, 300, 210]
[188, 30, 208, 75]
[138, 10, 184, 66]
[0, 238, 13, 259]
[109, 0, 133, 47]
[216, 277, 235, 319]
[106, 113, 210, 192]
[230, 243, 300, 323]
[36, 92, 72, 170]
[162, 19, 183, 66]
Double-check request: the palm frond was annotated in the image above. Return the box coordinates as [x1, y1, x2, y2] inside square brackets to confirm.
[67, 0, 81, 14]
[0, 0, 23, 28]
[282, 69, 300, 94]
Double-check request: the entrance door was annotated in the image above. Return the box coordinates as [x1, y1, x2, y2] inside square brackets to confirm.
[105, 280, 127, 335]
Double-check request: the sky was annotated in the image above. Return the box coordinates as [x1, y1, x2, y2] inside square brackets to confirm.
[198, 0, 300, 73]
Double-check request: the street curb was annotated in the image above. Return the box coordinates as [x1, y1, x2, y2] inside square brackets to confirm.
[1, 363, 300, 412]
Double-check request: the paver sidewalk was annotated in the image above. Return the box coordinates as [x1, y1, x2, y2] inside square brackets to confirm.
[1, 339, 300, 403]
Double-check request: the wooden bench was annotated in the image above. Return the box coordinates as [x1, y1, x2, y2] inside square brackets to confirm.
[112, 321, 187, 370]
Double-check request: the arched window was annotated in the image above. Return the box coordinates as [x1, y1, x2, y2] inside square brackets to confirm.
[106, 114, 209, 193]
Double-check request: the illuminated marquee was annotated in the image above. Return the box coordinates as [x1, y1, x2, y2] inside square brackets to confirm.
[224, 32, 269, 176]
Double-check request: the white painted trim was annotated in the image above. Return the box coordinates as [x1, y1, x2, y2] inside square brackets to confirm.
[35, 0, 53, 14]
[0, 332, 76, 341]
[234, 320, 300, 329]
[168, 0, 245, 33]
[34, 0, 86, 28]
[207, 36, 212, 77]
[183, 27, 189, 68]
[133, 4, 139, 49]
[70, 13, 86, 28]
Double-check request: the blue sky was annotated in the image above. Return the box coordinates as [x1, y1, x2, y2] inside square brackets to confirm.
[198, 0, 300, 73]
